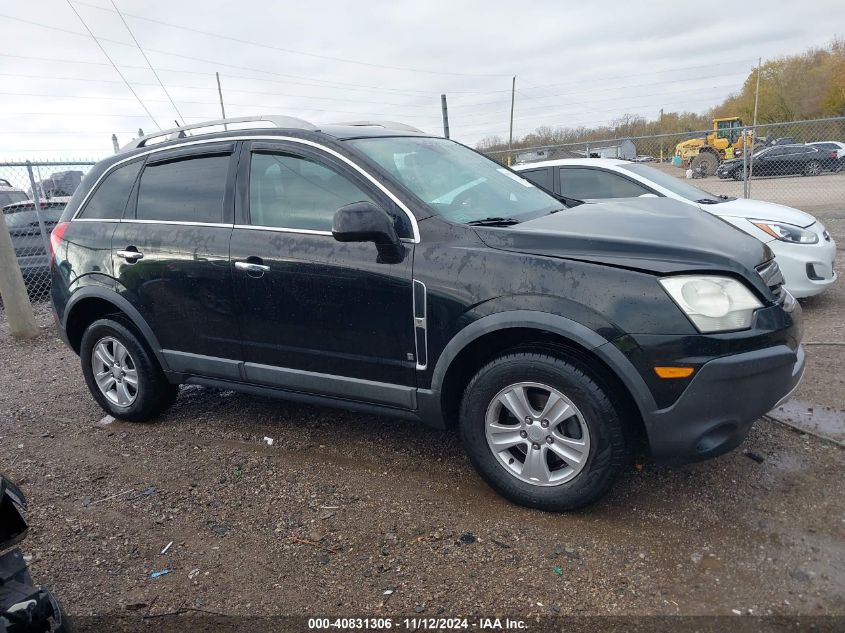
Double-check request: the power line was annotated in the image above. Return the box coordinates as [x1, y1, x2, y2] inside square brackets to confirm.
[71, 0, 511, 79]
[61, 1, 161, 129]
[0, 71, 438, 109]
[107, 0, 185, 125]
[0, 17, 456, 96]
[0, 90, 439, 120]
[452, 81, 743, 128]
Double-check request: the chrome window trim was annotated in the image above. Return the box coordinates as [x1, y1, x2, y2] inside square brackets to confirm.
[70, 135, 421, 243]
[233, 224, 332, 236]
[122, 219, 233, 228]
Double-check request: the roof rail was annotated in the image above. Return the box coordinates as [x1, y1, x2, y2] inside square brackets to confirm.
[335, 120, 423, 133]
[123, 115, 318, 151]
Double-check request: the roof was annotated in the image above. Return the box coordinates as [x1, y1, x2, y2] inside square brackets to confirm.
[577, 138, 635, 149]
[122, 115, 428, 151]
[514, 157, 631, 169]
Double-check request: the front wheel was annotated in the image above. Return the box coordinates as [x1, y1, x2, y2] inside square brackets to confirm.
[459, 352, 629, 511]
[80, 318, 178, 422]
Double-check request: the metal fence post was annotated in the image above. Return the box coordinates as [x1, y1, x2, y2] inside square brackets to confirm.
[0, 209, 39, 338]
[25, 161, 52, 257]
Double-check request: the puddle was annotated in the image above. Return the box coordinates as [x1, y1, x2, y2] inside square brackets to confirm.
[766, 399, 845, 444]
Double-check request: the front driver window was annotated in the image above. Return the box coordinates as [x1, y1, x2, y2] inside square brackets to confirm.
[249, 152, 375, 232]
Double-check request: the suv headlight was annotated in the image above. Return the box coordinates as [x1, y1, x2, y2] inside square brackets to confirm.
[659, 275, 762, 333]
[750, 220, 818, 244]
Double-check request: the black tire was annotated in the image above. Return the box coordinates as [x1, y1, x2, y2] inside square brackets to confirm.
[80, 318, 178, 422]
[458, 352, 629, 512]
[731, 167, 746, 181]
[803, 160, 821, 176]
[690, 152, 719, 177]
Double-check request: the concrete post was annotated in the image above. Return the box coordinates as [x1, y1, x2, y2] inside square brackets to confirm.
[0, 210, 39, 339]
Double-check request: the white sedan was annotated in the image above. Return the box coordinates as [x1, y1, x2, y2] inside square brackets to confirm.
[514, 158, 837, 298]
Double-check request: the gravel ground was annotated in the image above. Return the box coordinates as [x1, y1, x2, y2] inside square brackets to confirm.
[1, 206, 844, 624]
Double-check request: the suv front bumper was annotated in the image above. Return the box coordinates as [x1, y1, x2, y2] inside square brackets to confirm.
[644, 343, 805, 462]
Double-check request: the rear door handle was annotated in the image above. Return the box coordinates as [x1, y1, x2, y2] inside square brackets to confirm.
[235, 260, 270, 274]
[116, 249, 144, 261]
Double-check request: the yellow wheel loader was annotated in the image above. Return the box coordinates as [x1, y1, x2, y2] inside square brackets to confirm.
[674, 117, 752, 176]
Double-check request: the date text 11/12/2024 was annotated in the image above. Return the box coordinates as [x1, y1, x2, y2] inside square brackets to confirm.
[307, 617, 528, 630]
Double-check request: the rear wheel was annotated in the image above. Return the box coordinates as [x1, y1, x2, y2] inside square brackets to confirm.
[690, 152, 719, 176]
[459, 352, 629, 511]
[803, 160, 822, 176]
[80, 318, 178, 422]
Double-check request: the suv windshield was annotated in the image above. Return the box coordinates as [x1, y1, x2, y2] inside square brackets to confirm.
[619, 163, 724, 203]
[349, 136, 561, 223]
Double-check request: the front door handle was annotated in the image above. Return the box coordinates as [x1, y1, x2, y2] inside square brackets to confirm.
[116, 249, 144, 262]
[235, 260, 270, 275]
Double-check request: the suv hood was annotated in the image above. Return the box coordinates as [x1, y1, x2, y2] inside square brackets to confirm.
[476, 197, 772, 278]
[700, 197, 815, 227]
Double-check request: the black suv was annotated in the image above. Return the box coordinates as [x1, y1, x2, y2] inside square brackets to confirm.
[50, 116, 804, 511]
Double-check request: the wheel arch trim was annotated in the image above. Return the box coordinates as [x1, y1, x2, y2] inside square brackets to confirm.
[63, 287, 170, 371]
[429, 310, 656, 421]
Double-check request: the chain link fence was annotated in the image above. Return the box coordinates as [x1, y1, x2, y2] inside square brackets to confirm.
[0, 161, 95, 309]
[486, 116, 845, 214]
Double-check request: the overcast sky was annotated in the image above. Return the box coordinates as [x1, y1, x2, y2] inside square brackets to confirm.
[0, 0, 843, 163]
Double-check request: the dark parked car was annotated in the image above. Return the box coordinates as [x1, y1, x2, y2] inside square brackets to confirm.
[807, 141, 845, 171]
[717, 144, 832, 179]
[50, 116, 804, 511]
[2, 198, 69, 283]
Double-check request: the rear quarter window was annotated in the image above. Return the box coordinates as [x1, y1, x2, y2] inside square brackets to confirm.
[78, 160, 143, 220]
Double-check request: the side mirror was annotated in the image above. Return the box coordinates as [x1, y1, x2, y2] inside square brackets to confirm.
[332, 201, 404, 263]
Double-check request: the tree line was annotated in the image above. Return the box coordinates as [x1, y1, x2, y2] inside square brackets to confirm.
[477, 38, 845, 155]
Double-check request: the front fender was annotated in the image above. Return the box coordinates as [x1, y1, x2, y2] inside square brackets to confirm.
[420, 310, 656, 427]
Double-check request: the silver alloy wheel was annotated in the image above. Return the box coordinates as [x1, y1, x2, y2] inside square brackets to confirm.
[485, 382, 591, 486]
[806, 161, 821, 176]
[91, 336, 138, 408]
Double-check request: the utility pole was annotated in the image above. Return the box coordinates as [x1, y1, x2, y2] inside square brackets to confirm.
[507, 76, 516, 165]
[0, 210, 38, 338]
[659, 108, 664, 162]
[440, 94, 450, 139]
[111, 134, 119, 153]
[745, 57, 762, 199]
[216, 72, 227, 130]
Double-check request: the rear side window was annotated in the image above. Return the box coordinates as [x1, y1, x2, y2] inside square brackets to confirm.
[519, 168, 553, 192]
[558, 167, 650, 199]
[78, 160, 142, 219]
[136, 155, 229, 223]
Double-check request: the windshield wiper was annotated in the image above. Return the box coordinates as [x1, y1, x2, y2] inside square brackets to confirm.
[466, 217, 522, 226]
[696, 194, 736, 204]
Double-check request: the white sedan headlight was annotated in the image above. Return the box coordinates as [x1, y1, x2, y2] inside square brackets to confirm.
[659, 275, 763, 333]
[750, 220, 818, 244]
